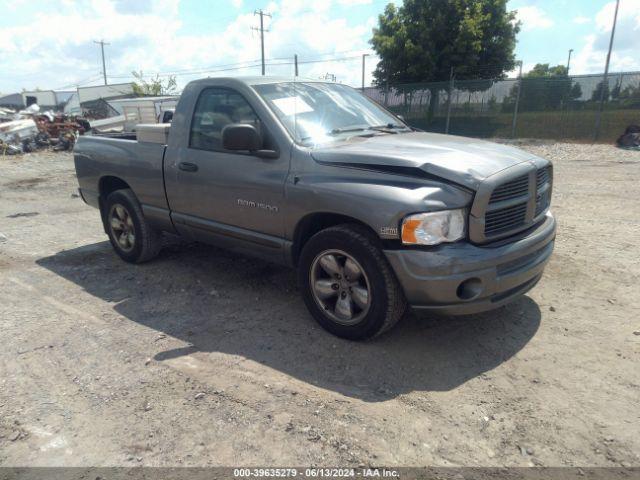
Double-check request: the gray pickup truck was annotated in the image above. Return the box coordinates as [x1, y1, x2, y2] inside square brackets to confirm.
[74, 76, 556, 340]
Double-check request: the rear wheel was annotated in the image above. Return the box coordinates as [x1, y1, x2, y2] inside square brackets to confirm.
[104, 189, 161, 263]
[298, 224, 406, 340]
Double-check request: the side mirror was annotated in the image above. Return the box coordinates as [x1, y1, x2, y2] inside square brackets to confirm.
[222, 123, 262, 151]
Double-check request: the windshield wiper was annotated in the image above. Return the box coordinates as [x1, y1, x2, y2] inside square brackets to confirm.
[325, 124, 409, 139]
[367, 123, 408, 133]
[329, 124, 407, 135]
[328, 126, 368, 135]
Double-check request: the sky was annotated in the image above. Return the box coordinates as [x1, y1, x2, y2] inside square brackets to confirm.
[1, 0, 639, 94]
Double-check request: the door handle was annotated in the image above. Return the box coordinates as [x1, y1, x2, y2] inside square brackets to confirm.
[178, 162, 198, 172]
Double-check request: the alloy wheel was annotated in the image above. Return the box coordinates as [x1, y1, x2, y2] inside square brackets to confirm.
[108, 203, 136, 252]
[309, 249, 371, 325]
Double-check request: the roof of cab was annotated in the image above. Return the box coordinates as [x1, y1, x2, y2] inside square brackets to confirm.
[188, 76, 324, 87]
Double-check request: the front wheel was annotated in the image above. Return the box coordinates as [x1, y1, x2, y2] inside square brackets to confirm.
[298, 224, 407, 340]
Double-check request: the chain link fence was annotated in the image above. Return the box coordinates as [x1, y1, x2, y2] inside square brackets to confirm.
[364, 71, 640, 143]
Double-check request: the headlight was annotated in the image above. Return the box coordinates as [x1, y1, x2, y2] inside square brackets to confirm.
[401, 209, 466, 246]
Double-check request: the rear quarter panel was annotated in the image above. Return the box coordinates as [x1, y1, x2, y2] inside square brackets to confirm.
[74, 136, 168, 212]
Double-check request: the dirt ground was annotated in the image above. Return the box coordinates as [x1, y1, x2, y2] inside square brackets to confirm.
[0, 143, 638, 468]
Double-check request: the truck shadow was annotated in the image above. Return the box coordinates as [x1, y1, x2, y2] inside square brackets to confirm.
[36, 238, 541, 402]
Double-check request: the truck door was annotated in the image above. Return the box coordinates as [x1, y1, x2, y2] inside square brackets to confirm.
[164, 87, 289, 257]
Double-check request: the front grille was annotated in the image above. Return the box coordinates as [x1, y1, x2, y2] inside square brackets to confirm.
[535, 165, 552, 217]
[535, 192, 551, 216]
[536, 166, 550, 189]
[485, 172, 530, 237]
[490, 174, 529, 203]
[471, 163, 553, 243]
[484, 203, 527, 235]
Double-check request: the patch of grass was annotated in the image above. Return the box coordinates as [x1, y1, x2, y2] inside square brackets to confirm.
[402, 109, 639, 143]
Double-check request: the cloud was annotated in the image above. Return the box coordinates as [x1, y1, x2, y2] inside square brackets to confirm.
[0, 0, 379, 94]
[0, 0, 184, 92]
[516, 6, 554, 31]
[570, 0, 640, 74]
[572, 16, 591, 25]
[261, 0, 376, 85]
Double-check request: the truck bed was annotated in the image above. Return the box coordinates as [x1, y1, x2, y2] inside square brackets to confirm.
[74, 135, 170, 222]
[89, 123, 170, 143]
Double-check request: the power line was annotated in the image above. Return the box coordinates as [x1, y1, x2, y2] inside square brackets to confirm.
[268, 49, 374, 62]
[293, 55, 364, 65]
[103, 54, 531, 87]
[106, 54, 367, 81]
[120, 51, 368, 78]
[107, 58, 264, 78]
[53, 74, 104, 90]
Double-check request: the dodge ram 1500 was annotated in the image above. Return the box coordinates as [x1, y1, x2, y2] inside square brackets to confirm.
[74, 77, 556, 340]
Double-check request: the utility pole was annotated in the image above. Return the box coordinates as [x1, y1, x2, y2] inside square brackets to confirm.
[511, 60, 523, 138]
[93, 39, 110, 85]
[560, 48, 574, 138]
[361, 53, 369, 91]
[384, 61, 390, 106]
[594, 0, 620, 141]
[294, 54, 298, 77]
[252, 10, 271, 76]
[445, 67, 454, 134]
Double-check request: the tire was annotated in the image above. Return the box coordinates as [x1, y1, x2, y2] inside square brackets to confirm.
[103, 188, 161, 263]
[298, 224, 407, 340]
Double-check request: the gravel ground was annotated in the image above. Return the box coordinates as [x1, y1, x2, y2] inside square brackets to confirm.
[0, 143, 639, 467]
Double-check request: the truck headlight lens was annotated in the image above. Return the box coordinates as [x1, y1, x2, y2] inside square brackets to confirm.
[401, 209, 466, 246]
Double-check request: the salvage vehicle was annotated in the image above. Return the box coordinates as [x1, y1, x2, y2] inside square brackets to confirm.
[74, 77, 556, 340]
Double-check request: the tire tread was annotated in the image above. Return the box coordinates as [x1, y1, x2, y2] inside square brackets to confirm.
[299, 223, 406, 339]
[332, 224, 406, 337]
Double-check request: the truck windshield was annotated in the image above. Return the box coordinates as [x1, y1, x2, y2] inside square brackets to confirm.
[253, 82, 409, 146]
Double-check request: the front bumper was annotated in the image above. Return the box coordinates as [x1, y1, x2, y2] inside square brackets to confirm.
[384, 212, 556, 315]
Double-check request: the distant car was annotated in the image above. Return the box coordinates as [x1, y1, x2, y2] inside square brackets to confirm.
[74, 76, 556, 340]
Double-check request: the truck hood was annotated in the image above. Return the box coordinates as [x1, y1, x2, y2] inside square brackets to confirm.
[310, 132, 541, 190]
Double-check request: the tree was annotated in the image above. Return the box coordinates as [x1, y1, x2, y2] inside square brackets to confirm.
[487, 94, 499, 113]
[570, 82, 583, 101]
[132, 71, 177, 96]
[589, 78, 638, 108]
[526, 63, 568, 78]
[590, 81, 610, 103]
[503, 63, 582, 112]
[610, 77, 623, 101]
[619, 82, 640, 108]
[370, 0, 520, 121]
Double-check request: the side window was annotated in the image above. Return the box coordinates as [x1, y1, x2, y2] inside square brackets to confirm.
[189, 88, 261, 151]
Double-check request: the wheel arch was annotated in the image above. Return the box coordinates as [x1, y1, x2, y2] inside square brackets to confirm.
[99, 175, 131, 199]
[291, 212, 379, 266]
[98, 176, 132, 231]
